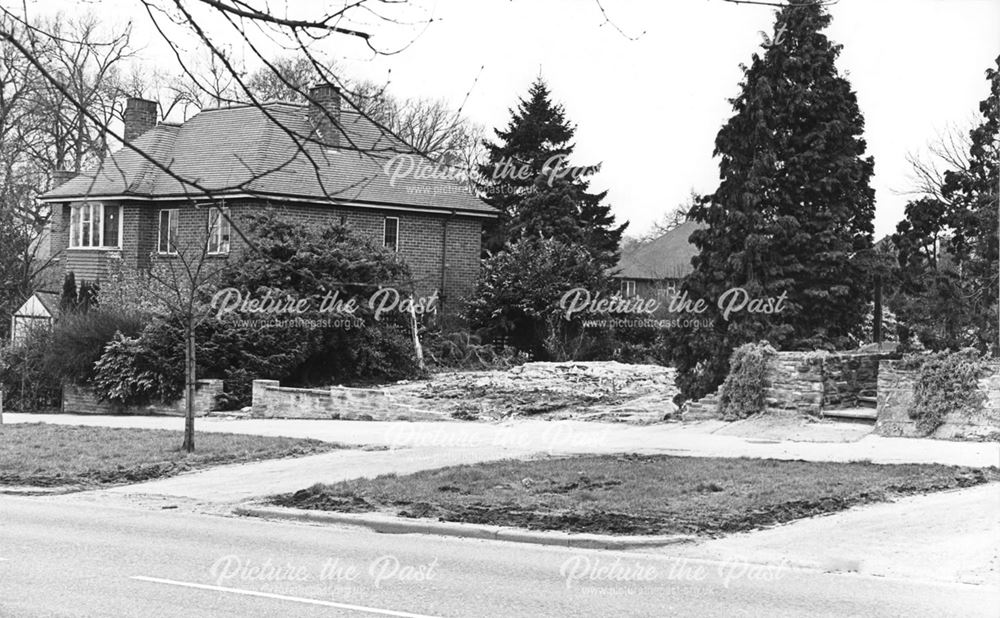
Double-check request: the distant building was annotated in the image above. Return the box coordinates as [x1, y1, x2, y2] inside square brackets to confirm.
[614, 220, 704, 299]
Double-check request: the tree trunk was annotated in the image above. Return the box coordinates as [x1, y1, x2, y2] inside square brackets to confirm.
[182, 317, 196, 453]
[409, 296, 425, 372]
[873, 275, 883, 346]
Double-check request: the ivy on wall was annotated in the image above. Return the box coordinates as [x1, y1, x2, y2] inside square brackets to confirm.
[901, 350, 989, 436]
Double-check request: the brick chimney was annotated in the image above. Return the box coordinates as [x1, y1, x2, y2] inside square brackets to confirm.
[51, 169, 76, 189]
[123, 97, 158, 143]
[308, 84, 341, 148]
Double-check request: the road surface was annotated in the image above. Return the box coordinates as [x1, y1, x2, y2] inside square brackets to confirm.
[1, 495, 995, 617]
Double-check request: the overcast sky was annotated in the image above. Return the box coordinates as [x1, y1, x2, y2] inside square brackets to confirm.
[31, 0, 1000, 239]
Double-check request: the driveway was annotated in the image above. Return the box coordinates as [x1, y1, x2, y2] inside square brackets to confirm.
[667, 482, 1000, 586]
[94, 446, 525, 503]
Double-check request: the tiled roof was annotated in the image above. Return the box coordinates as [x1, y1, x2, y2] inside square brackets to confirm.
[35, 291, 62, 316]
[40, 102, 496, 216]
[616, 220, 704, 281]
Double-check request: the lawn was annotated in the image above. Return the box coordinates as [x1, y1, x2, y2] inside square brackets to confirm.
[272, 454, 999, 536]
[0, 423, 341, 488]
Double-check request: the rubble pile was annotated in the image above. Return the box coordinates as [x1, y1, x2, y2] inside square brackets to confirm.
[393, 361, 678, 422]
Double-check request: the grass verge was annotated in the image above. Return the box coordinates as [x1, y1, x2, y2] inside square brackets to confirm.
[0, 423, 341, 488]
[272, 454, 998, 536]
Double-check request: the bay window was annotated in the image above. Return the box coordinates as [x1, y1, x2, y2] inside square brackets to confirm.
[68, 202, 121, 249]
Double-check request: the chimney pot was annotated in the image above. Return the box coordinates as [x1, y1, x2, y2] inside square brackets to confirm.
[309, 84, 341, 149]
[124, 97, 158, 143]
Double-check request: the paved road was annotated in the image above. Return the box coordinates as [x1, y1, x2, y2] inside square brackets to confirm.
[1, 495, 995, 617]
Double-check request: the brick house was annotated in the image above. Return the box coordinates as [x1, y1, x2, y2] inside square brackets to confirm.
[37, 86, 496, 314]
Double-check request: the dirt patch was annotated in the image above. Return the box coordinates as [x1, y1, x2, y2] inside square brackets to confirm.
[270, 455, 999, 536]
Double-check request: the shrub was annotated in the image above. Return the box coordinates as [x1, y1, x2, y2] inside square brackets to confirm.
[0, 330, 61, 411]
[43, 307, 148, 384]
[902, 349, 989, 435]
[216, 367, 254, 411]
[92, 331, 184, 406]
[0, 305, 147, 411]
[718, 341, 777, 420]
[467, 237, 609, 360]
[89, 213, 424, 408]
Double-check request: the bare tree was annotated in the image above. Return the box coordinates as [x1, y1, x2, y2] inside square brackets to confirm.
[903, 123, 973, 206]
[0, 11, 132, 338]
[244, 54, 318, 103]
[621, 190, 698, 250]
[142, 207, 229, 453]
[20, 14, 134, 173]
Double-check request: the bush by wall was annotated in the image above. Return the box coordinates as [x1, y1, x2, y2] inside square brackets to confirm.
[718, 341, 777, 420]
[90, 213, 424, 410]
[91, 329, 186, 407]
[0, 305, 147, 412]
[901, 349, 989, 435]
[43, 308, 148, 384]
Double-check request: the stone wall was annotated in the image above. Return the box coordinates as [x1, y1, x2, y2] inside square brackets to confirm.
[683, 350, 896, 420]
[62, 379, 223, 416]
[763, 353, 826, 415]
[875, 361, 1000, 440]
[251, 380, 447, 421]
[764, 351, 891, 415]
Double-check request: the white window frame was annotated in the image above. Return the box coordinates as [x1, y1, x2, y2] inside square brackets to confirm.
[620, 279, 636, 298]
[158, 209, 179, 255]
[207, 207, 231, 255]
[67, 202, 122, 250]
[383, 216, 399, 252]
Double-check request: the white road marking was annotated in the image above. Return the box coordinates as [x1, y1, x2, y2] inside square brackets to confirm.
[130, 576, 443, 618]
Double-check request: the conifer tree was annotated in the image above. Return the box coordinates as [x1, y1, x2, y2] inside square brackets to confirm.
[479, 79, 625, 265]
[675, 1, 876, 400]
[60, 272, 78, 314]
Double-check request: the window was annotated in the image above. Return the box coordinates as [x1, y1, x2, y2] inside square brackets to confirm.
[620, 279, 636, 298]
[657, 283, 678, 301]
[158, 209, 179, 254]
[383, 216, 399, 252]
[68, 203, 121, 249]
[207, 207, 231, 254]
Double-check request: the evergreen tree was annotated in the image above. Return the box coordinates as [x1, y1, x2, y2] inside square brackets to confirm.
[60, 272, 78, 314]
[674, 1, 876, 400]
[892, 56, 999, 354]
[77, 281, 99, 313]
[479, 78, 626, 265]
